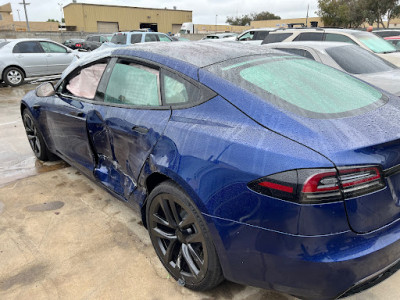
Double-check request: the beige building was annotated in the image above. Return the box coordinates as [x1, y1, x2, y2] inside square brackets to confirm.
[0, 2, 58, 31]
[63, 3, 192, 33]
[251, 16, 400, 29]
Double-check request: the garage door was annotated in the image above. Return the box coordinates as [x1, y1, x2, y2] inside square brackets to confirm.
[97, 22, 119, 33]
[172, 24, 182, 35]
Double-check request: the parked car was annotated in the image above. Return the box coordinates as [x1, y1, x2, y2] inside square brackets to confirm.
[263, 41, 400, 96]
[373, 29, 400, 38]
[170, 36, 190, 42]
[223, 28, 277, 44]
[21, 42, 400, 299]
[263, 28, 400, 66]
[0, 39, 80, 86]
[81, 34, 113, 51]
[385, 36, 400, 49]
[63, 38, 85, 50]
[109, 31, 173, 45]
[201, 33, 238, 40]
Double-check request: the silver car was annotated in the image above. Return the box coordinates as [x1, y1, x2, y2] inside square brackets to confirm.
[0, 39, 79, 86]
[263, 41, 400, 96]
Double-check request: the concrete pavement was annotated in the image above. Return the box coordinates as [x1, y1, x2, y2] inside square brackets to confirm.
[0, 82, 399, 299]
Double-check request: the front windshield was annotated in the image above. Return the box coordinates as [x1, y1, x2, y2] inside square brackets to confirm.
[352, 32, 397, 53]
[205, 55, 387, 118]
[326, 45, 396, 74]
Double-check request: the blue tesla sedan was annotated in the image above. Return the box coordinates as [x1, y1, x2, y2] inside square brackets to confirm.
[21, 42, 400, 299]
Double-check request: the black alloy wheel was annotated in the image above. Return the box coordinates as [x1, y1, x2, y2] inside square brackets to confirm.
[147, 180, 223, 291]
[22, 109, 50, 161]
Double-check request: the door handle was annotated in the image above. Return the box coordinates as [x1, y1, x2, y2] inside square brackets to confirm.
[70, 111, 84, 118]
[131, 125, 149, 134]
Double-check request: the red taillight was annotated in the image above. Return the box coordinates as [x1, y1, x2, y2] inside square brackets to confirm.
[248, 166, 385, 204]
[75, 43, 82, 48]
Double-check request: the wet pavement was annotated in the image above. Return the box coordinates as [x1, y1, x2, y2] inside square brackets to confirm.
[0, 83, 400, 299]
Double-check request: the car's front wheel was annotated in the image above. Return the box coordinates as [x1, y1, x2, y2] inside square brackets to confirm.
[146, 180, 224, 291]
[22, 108, 52, 161]
[3, 67, 25, 86]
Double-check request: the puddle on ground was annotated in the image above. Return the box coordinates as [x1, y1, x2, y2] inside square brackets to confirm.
[25, 201, 64, 212]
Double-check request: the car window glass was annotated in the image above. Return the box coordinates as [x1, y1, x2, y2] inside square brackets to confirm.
[326, 45, 396, 74]
[353, 31, 397, 53]
[145, 34, 158, 42]
[303, 50, 315, 60]
[111, 34, 127, 44]
[65, 63, 107, 99]
[40, 42, 67, 53]
[13, 41, 43, 53]
[164, 75, 189, 104]
[294, 32, 324, 41]
[105, 63, 160, 106]
[130, 34, 142, 44]
[325, 33, 357, 44]
[253, 31, 270, 40]
[262, 33, 293, 44]
[276, 48, 304, 57]
[158, 34, 171, 42]
[205, 56, 385, 118]
[239, 32, 254, 41]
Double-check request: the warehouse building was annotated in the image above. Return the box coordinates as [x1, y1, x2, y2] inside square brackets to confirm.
[63, 3, 192, 33]
[0, 2, 58, 31]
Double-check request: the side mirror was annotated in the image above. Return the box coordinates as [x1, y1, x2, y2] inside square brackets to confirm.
[36, 82, 56, 97]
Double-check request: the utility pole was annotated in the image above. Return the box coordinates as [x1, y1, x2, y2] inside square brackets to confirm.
[16, 9, 21, 21]
[19, 0, 30, 31]
[306, 4, 309, 27]
[215, 14, 218, 33]
[58, 2, 63, 23]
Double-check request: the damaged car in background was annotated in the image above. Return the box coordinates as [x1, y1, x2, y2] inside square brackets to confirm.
[20, 42, 400, 299]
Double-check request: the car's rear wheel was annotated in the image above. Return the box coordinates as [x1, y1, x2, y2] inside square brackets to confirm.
[146, 180, 224, 291]
[22, 108, 52, 161]
[4, 67, 25, 86]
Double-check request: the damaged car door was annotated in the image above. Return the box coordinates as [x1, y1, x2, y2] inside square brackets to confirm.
[87, 58, 171, 199]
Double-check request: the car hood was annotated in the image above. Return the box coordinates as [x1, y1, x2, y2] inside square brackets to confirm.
[356, 69, 400, 96]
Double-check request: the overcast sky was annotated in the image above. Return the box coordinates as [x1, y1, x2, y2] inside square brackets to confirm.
[5, 0, 319, 24]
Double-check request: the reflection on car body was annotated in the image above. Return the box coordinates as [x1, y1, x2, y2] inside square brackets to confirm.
[21, 42, 400, 299]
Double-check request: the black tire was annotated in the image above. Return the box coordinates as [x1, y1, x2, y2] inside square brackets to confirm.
[3, 67, 25, 86]
[146, 180, 224, 291]
[22, 108, 53, 161]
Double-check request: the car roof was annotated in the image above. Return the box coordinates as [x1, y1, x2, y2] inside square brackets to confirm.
[271, 28, 363, 35]
[264, 41, 356, 51]
[113, 41, 279, 68]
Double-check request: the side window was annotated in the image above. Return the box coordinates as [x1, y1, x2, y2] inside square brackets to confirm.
[145, 34, 159, 42]
[158, 34, 172, 42]
[162, 70, 216, 105]
[303, 50, 315, 60]
[40, 42, 67, 53]
[104, 62, 160, 106]
[130, 34, 142, 44]
[253, 31, 269, 41]
[294, 32, 324, 41]
[13, 41, 43, 53]
[64, 63, 108, 99]
[263, 33, 293, 44]
[239, 31, 254, 41]
[111, 34, 127, 44]
[92, 36, 100, 42]
[276, 48, 304, 57]
[87, 36, 94, 42]
[325, 33, 357, 44]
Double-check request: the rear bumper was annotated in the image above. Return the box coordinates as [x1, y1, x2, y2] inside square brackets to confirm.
[205, 214, 400, 299]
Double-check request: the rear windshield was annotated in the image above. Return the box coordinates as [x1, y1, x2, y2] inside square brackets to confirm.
[205, 55, 387, 118]
[111, 34, 127, 44]
[352, 31, 397, 53]
[326, 45, 396, 74]
[0, 42, 9, 48]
